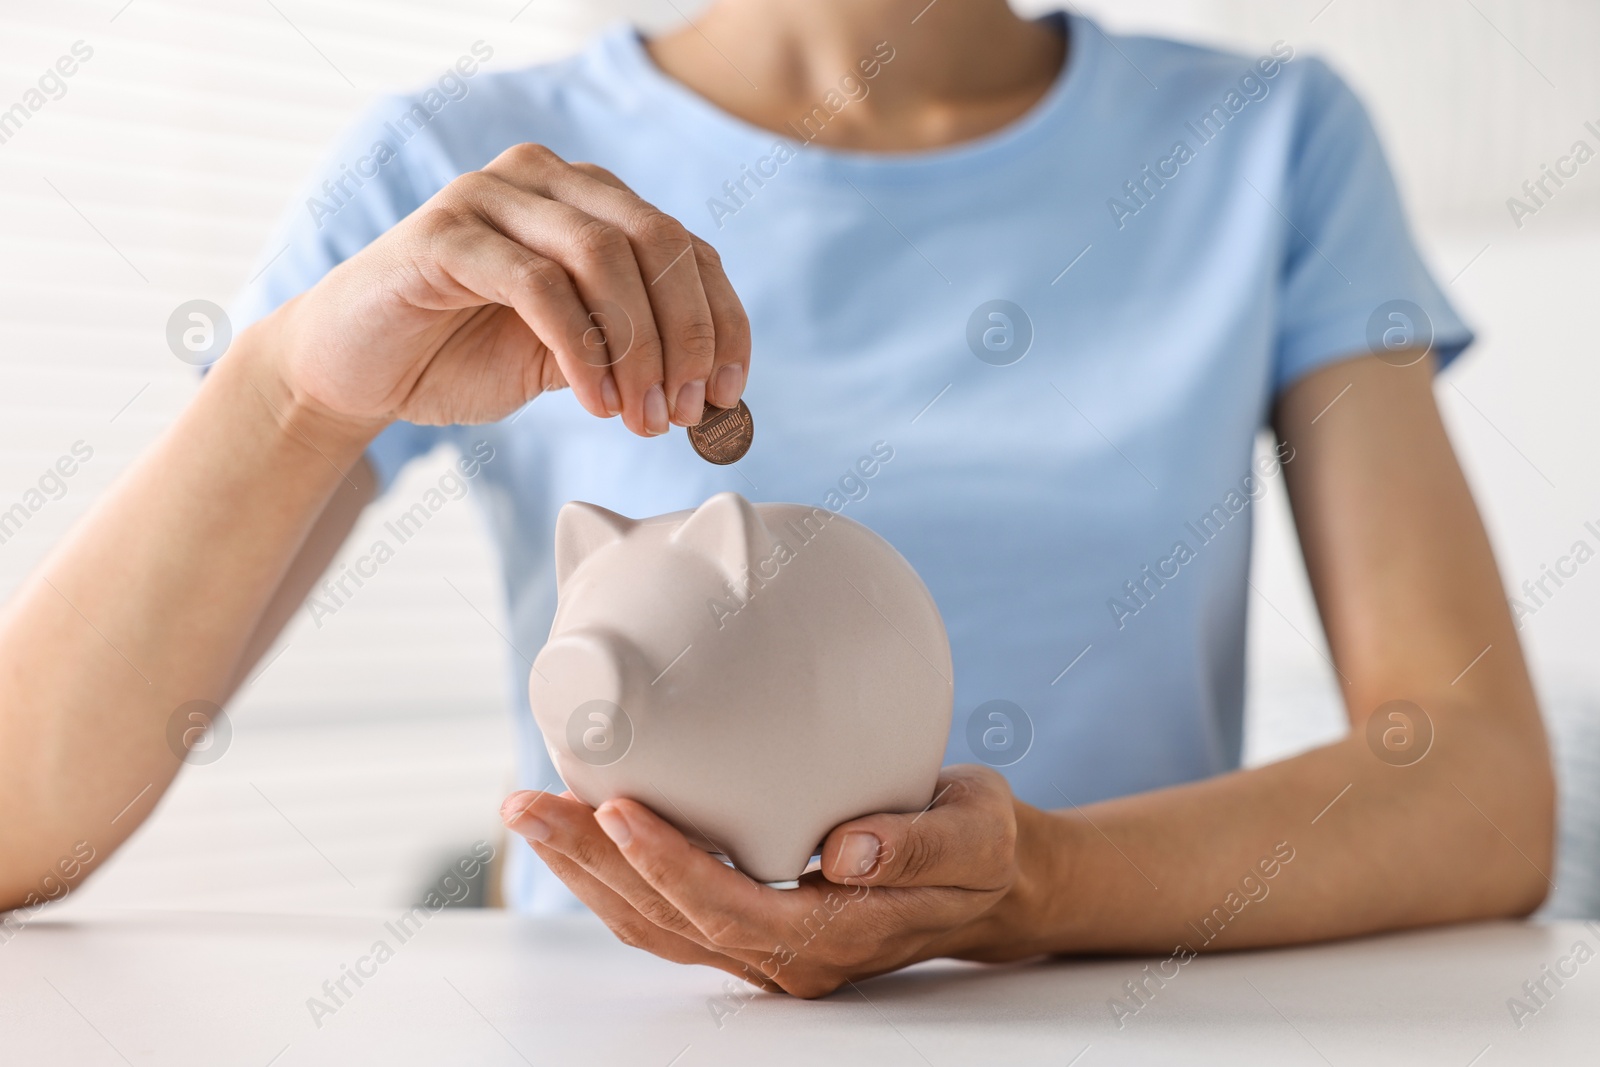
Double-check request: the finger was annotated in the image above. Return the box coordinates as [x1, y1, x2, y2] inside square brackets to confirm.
[521, 837, 776, 990]
[490, 151, 713, 427]
[529, 841, 710, 963]
[421, 216, 605, 416]
[690, 236, 751, 410]
[450, 170, 664, 435]
[644, 234, 715, 427]
[536, 847, 782, 993]
[566, 162, 630, 191]
[531, 165, 716, 428]
[818, 766, 1016, 890]
[500, 790, 715, 949]
[570, 170, 748, 414]
[591, 797, 808, 954]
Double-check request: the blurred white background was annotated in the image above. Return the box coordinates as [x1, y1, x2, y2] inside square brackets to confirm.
[1, 0, 1594, 916]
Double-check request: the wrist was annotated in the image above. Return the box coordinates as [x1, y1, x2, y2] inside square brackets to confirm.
[946, 799, 1076, 962]
[219, 305, 389, 457]
[1000, 800, 1078, 956]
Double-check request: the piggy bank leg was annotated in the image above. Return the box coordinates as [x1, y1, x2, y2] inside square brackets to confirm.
[760, 851, 823, 889]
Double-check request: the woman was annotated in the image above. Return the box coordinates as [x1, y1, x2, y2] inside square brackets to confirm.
[0, 0, 1552, 998]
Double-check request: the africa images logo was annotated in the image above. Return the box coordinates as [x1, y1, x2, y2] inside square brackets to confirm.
[305, 42, 494, 230]
[0, 41, 93, 148]
[705, 41, 897, 229]
[1106, 41, 1294, 231]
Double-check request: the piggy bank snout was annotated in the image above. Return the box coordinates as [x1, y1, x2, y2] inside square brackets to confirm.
[529, 629, 648, 772]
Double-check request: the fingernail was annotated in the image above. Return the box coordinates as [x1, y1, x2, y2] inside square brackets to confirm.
[500, 791, 536, 819]
[600, 375, 622, 417]
[501, 792, 551, 842]
[594, 805, 632, 847]
[675, 379, 706, 426]
[712, 363, 745, 409]
[644, 382, 669, 435]
[838, 832, 880, 878]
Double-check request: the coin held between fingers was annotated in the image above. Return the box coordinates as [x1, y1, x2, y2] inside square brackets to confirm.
[688, 400, 754, 465]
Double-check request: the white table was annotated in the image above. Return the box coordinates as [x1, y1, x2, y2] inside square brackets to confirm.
[2, 910, 1595, 1065]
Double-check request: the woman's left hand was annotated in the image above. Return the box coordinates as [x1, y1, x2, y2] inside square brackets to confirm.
[500, 765, 1034, 998]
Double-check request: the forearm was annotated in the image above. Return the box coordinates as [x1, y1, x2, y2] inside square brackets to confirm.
[975, 358, 1560, 960]
[987, 696, 1553, 959]
[0, 316, 380, 905]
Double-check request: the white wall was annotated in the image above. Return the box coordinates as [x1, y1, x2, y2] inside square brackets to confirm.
[1, 0, 1594, 913]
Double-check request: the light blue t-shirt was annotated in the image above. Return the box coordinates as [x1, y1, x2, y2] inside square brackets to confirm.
[233, 13, 1470, 912]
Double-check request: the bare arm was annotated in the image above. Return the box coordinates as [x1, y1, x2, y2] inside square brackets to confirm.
[0, 145, 751, 910]
[0, 341, 378, 906]
[226, 456, 375, 699]
[1000, 350, 1554, 955]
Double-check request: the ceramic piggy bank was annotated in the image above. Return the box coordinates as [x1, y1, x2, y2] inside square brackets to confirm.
[529, 492, 953, 885]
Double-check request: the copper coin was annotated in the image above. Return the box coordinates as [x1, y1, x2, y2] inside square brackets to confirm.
[688, 400, 754, 465]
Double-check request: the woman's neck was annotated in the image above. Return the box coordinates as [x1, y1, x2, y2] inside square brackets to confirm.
[645, 1, 1067, 152]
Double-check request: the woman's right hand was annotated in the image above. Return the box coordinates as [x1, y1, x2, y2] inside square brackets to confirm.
[263, 143, 750, 438]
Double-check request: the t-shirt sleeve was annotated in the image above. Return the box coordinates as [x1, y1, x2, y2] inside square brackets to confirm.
[229, 96, 449, 494]
[1272, 59, 1472, 395]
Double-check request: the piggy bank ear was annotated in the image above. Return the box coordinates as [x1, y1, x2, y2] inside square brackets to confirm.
[670, 492, 774, 582]
[555, 501, 635, 590]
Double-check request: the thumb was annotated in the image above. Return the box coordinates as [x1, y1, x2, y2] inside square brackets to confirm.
[819, 766, 1015, 890]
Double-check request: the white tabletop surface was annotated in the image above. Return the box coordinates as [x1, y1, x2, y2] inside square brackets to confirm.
[1, 910, 1596, 1065]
